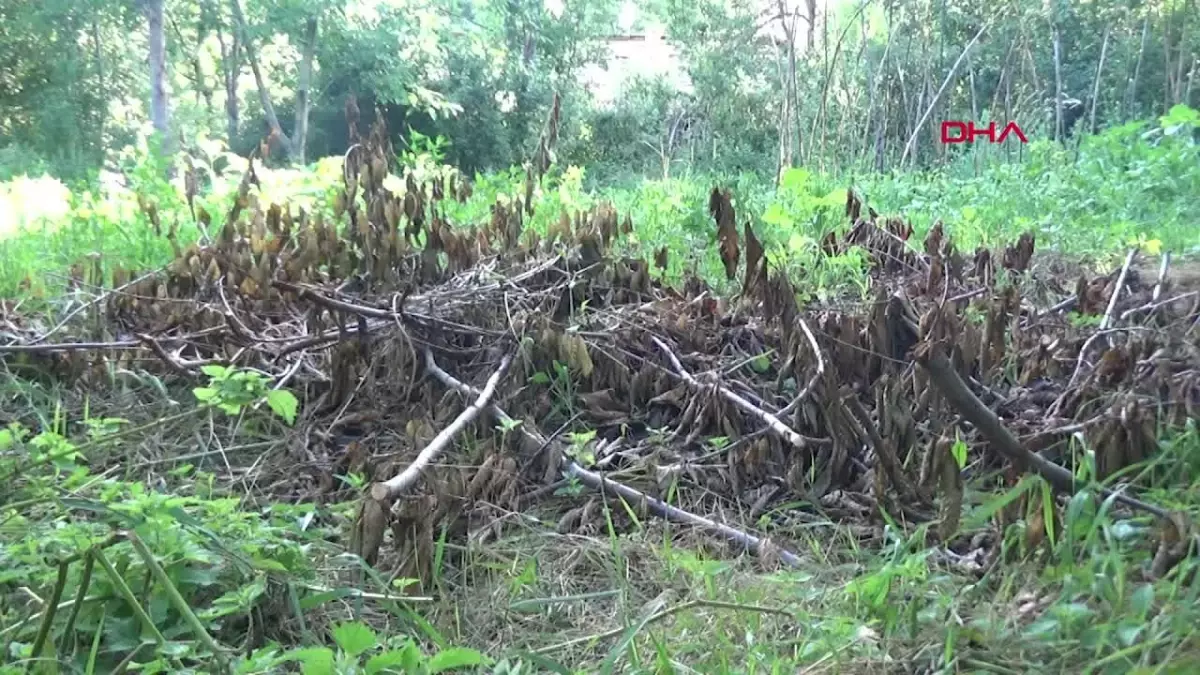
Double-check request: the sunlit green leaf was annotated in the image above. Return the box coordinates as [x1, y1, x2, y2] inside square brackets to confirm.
[331, 621, 378, 657]
[266, 389, 299, 425]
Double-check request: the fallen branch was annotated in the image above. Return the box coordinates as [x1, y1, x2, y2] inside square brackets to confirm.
[424, 351, 804, 568]
[651, 336, 814, 451]
[948, 287, 988, 304]
[1098, 248, 1137, 332]
[914, 341, 1170, 520]
[135, 333, 198, 376]
[275, 279, 506, 338]
[777, 318, 824, 418]
[1, 327, 226, 354]
[565, 461, 803, 567]
[1121, 291, 1198, 322]
[370, 351, 514, 501]
[532, 598, 792, 655]
[1153, 252, 1171, 304]
[840, 391, 925, 505]
[0, 340, 140, 352]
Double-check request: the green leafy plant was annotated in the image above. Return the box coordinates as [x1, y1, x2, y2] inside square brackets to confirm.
[0, 418, 315, 673]
[250, 621, 492, 675]
[564, 429, 598, 468]
[193, 365, 298, 425]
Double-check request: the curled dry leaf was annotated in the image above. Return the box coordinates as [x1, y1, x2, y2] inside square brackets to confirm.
[709, 187, 739, 280]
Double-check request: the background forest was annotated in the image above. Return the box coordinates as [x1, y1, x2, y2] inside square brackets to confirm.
[3, 0, 1198, 182]
[3, 0, 1199, 291]
[2, 0, 1200, 673]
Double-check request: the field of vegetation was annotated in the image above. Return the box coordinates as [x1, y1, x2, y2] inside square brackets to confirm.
[2, 0, 1200, 673]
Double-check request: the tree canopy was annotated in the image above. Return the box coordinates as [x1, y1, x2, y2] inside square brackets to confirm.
[0, 0, 1194, 184]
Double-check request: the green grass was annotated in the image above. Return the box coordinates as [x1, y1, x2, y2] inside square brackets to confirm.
[4, 385, 1199, 672]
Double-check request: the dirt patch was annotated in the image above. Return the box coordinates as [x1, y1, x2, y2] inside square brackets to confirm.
[1136, 253, 1200, 292]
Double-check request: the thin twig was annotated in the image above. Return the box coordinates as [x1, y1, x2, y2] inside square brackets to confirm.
[1098, 248, 1137, 332]
[135, 334, 195, 376]
[1121, 291, 1197, 322]
[901, 21, 990, 165]
[1049, 326, 1153, 418]
[777, 318, 825, 417]
[651, 336, 815, 450]
[1153, 252, 1171, 304]
[948, 287, 987, 304]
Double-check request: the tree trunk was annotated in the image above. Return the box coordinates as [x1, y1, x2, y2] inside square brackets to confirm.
[804, 0, 816, 54]
[1125, 18, 1149, 120]
[293, 16, 318, 165]
[1176, 40, 1185, 103]
[895, 43, 911, 163]
[1172, 30, 1189, 104]
[774, 39, 790, 183]
[862, 9, 893, 169]
[775, 0, 798, 178]
[230, 0, 294, 159]
[1005, 45, 1014, 163]
[968, 54, 978, 122]
[92, 14, 105, 148]
[216, 20, 240, 149]
[1163, 21, 1174, 110]
[146, 0, 171, 155]
[1089, 26, 1111, 134]
[1187, 58, 1197, 106]
[1052, 22, 1063, 143]
[787, 11, 799, 166]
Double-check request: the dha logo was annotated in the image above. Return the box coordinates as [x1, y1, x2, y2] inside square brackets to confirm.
[940, 121, 1028, 144]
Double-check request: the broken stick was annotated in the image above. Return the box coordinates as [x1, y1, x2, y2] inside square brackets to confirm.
[371, 352, 514, 501]
[914, 341, 1169, 520]
[651, 336, 815, 451]
[424, 350, 804, 568]
[1098, 248, 1137, 332]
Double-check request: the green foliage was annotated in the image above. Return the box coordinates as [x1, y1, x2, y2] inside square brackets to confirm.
[230, 619, 538, 674]
[0, 419, 314, 672]
[4, 105, 1197, 302]
[273, 622, 455, 673]
[193, 364, 299, 426]
[858, 107, 1200, 258]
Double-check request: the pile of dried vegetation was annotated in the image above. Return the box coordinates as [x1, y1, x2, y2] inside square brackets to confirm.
[4, 108, 1199, 606]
